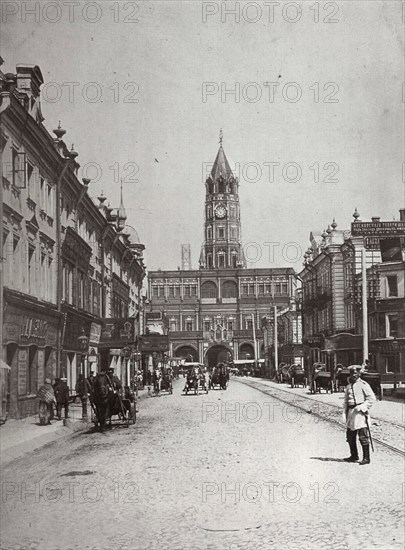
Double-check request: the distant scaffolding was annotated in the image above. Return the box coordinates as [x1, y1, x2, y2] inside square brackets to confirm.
[181, 244, 191, 270]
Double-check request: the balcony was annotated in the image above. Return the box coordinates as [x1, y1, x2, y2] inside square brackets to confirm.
[169, 330, 202, 339]
[234, 329, 263, 339]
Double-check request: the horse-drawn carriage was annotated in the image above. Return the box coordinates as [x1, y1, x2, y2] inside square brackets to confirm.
[183, 364, 208, 395]
[334, 365, 350, 392]
[360, 371, 382, 400]
[276, 363, 291, 384]
[308, 363, 334, 394]
[289, 364, 306, 388]
[90, 373, 136, 431]
[153, 366, 173, 395]
[209, 363, 229, 390]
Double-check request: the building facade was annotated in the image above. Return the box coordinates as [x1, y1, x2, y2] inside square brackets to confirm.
[1, 62, 146, 418]
[300, 210, 405, 374]
[147, 141, 297, 369]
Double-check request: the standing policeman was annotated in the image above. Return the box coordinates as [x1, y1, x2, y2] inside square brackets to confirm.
[343, 365, 376, 465]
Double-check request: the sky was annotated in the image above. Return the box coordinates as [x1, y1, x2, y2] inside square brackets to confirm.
[2, 0, 404, 272]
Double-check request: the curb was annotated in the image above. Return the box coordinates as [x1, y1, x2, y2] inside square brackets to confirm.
[0, 420, 90, 467]
[1, 389, 151, 467]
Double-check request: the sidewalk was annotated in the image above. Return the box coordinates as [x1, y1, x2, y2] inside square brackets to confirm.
[238, 377, 405, 426]
[0, 388, 150, 467]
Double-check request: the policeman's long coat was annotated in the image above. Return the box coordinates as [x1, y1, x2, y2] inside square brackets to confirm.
[343, 379, 376, 431]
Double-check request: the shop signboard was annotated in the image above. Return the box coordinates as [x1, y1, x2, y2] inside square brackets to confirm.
[139, 335, 169, 353]
[351, 221, 405, 237]
[17, 349, 27, 396]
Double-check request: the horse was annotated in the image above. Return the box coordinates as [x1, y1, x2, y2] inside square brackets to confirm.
[210, 364, 228, 390]
[153, 369, 162, 394]
[183, 367, 200, 395]
[91, 373, 116, 432]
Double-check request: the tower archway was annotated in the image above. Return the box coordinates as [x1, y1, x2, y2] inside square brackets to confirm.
[205, 344, 233, 368]
[174, 345, 198, 363]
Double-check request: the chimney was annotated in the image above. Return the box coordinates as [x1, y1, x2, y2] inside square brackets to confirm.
[400, 209, 405, 222]
[371, 217, 380, 223]
[16, 64, 43, 99]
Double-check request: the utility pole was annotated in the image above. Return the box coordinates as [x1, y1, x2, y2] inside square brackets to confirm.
[361, 247, 368, 363]
[274, 306, 278, 376]
[251, 313, 257, 366]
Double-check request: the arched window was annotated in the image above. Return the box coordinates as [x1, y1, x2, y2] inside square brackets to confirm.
[222, 280, 238, 298]
[218, 179, 225, 194]
[201, 281, 217, 298]
[217, 253, 226, 268]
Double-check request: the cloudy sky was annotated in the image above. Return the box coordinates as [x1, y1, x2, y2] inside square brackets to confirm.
[2, 0, 404, 271]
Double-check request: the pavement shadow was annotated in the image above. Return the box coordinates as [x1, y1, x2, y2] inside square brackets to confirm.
[310, 457, 347, 463]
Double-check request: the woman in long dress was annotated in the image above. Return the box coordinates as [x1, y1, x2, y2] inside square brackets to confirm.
[38, 378, 56, 425]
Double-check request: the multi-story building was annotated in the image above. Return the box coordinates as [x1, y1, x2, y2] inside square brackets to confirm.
[1, 62, 146, 418]
[147, 140, 297, 369]
[300, 209, 405, 374]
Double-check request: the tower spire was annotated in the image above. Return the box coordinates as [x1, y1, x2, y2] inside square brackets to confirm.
[117, 178, 127, 230]
[219, 128, 223, 146]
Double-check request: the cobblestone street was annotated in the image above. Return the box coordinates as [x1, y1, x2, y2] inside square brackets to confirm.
[1, 378, 404, 550]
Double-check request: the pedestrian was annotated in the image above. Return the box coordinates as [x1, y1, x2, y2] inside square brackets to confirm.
[107, 368, 122, 392]
[37, 378, 56, 425]
[55, 377, 70, 420]
[343, 365, 376, 465]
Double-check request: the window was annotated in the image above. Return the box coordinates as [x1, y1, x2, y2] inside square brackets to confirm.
[387, 275, 398, 297]
[218, 227, 225, 239]
[246, 318, 253, 330]
[169, 286, 175, 298]
[201, 281, 217, 298]
[207, 254, 213, 268]
[184, 285, 191, 298]
[230, 227, 237, 239]
[228, 320, 233, 331]
[191, 285, 197, 297]
[207, 226, 212, 240]
[387, 314, 398, 337]
[241, 284, 249, 295]
[47, 184, 53, 215]
[28, 245, 35, 294]
[204, 321, 210, 332]
[170, 320, 176, 332]
[185, 320, 193, 331]
[222, 280, 237, 298]
[218, 253, 225, 268]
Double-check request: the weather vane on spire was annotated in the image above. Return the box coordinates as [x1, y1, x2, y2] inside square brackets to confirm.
[219, 128, 223, 146]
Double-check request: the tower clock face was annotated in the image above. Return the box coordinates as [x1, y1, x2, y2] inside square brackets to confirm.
[215, 205, 227, 219]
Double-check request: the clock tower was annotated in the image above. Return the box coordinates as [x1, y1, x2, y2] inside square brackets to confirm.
[199, 133, 246, 269]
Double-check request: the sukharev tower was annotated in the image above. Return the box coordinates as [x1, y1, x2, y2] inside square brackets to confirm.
[146, 134, 299, 369]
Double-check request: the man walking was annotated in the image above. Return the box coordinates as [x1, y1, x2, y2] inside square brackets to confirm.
[55, 377, 70, 420]
[343, 365, 376, 465]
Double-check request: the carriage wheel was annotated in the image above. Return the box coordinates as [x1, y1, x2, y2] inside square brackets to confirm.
[291, 377, 295, 388]
[313, 381, 317, 394]
[130, 403, 136, 424]
[170, 384, 173, 395]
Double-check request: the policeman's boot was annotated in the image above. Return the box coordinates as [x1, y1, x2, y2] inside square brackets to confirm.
[358, 445, 370, 465]
[344, 436, 359, 462]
